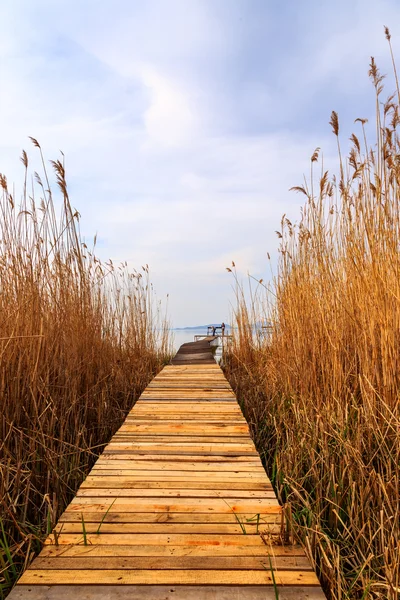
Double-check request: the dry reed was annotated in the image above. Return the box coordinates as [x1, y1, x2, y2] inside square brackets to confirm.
[0, 142, 171, 597]
[225, 32, 400, 600]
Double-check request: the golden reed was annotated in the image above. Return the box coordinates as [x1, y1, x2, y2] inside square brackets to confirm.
[225, 29, 400, 600]
[0, 142, 170, 597]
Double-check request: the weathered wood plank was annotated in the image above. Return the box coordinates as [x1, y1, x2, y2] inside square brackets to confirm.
[39, 543, 305, 558]
[78, 481, 273, 491]
[52, 523, 280, 535]
[125, 417, 246, 422]
[8, 585, 327, 600]
[103, 442, 257, 450]
[91, 460, 265, 470]
[19, 569, 321, 586]
[147, 384, 232, 389]
[138, 398, 238, 402]
[58, 512, 281, 524]
[88, 469, 266, 478]
[32, 556, 312, 570]
[75, 490, 274, 499]
[102, 453, 259, 459]
[132, 404, 243, 410]
[151, 380, 229, 384]
[91, 473, 267, 480]
[100, 453, 262, 461]
[117, 425, 249, 433]
[67, 498, 281, 512]
[43, 532, 281, 547]
[139, 393, 236, 397]
[133, 400, 240, 406]
[111, 435, 252, 442]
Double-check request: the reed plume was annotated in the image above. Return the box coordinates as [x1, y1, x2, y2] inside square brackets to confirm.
[0, 143, 171, 597]
[225, 32, 400, 600]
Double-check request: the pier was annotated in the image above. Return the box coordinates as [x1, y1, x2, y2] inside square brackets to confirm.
[9, 338, 326, 599]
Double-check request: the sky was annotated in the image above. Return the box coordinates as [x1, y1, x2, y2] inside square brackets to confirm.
[1, 0, 400, 327]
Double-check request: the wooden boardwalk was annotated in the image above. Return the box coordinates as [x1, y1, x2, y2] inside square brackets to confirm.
[9, 341, 326, 599]
[171, 336, 218, 364]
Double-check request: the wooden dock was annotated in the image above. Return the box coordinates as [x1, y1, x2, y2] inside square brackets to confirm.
[9, 340, 326, 599]
[171, 336, 217, 365]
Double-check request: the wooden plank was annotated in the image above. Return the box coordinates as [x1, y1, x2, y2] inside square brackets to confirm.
[76, 482, 275, 500]
[163, 366, 221, 370]
[117, 425, 249, 433]
[102, 443, 257, 451]
[99, 454, 263, 462]
[19, 569, 321, 586]
[39, 543, 304, 558]
[151, 380, 229, 384]
[58, 512, 281, 524]
[110, 435, 252, 442]
[132, 400, 240, 405]
[163, 363, 221, 366]
[90, 473, 268, 480]
[137, 398, 238, 402]
[103, 449, 259, 456]
[98, 453, 261, 460]
[113, 432, 251, 438]
[151, 381, 230, 384]
[102, 452, 260, 458]
[140, 394, 235, 397]
[92, 460, 265, 470]
[127, 414, 244, 419]
[147, 386, 232, 391]
[102, 452, 259, 458]
[127, 414, 245, 419]
[139, 394, 236, 398]
[153, 372, 228, 376]
[68, 499, 281, 512]
[136, 394, 236, 408]
[81, 470, 269, 480]
[32, 555, 312, 570]
[43, 533, 281, 546]
[78, 481, 273, 491]
[125, 416, 247, 421]
[128, 407, 243, 411]
[88, 469, 266, 478]
[8, 585, 327, 600]
[131, 403, 242, 410]
[125, 416, 245, 421]
[126, 413, 244, 417]
[139, 392, 236, 396]
[126, 409, 240, 413]
[141, 383, 233, 387]
[109, 440, 255, 446]
[125, 418, 247, 427]
[52, 523, 280, 535]
[147, 382, 232, 386]
[150, 377, 230, 380]
[147, 386, 232, 390]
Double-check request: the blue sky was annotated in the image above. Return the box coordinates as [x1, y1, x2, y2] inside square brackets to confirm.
[1, 0, 399, 326]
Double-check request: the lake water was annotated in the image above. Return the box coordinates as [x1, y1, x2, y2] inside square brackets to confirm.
[171, 329, 212, 351]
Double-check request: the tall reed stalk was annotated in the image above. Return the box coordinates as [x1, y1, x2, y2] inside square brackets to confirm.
[225, 32, 400, 600]
[0, 142, 171, 597]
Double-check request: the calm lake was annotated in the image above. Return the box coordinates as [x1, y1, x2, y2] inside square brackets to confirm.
[171, 329, 212, 351]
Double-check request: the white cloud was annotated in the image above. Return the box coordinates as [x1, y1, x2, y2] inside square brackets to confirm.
[1, 0, 399, 326]
[140, 67, 198, 148]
